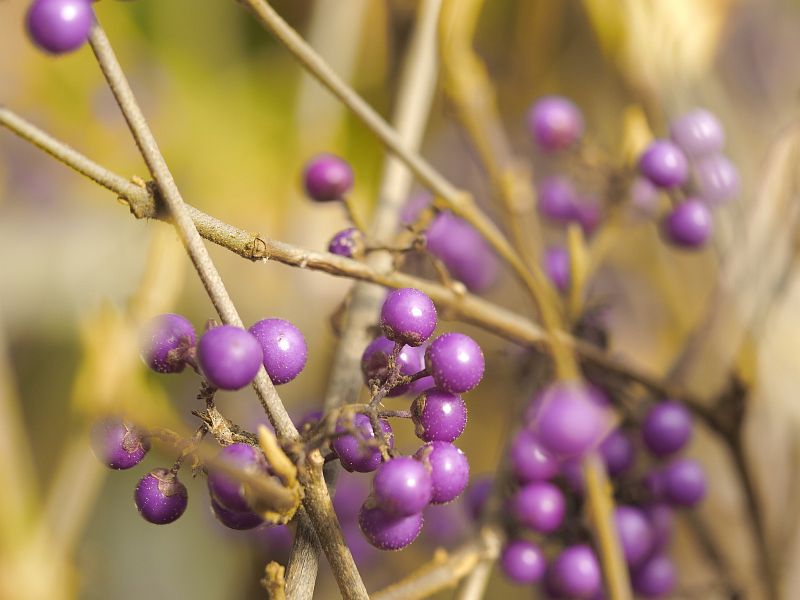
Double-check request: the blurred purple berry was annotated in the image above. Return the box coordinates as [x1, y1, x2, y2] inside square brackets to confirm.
[380, 288, 437, 346]
[614, 505, 654, 568]
[630, 176, 661, 218]
[302, 153, 353, 202]
[642, 400, 693, 457]
[358, 501, 423, 550]
[662, 457, 706, 507]
[464, 476, 493, 521]
[295, 409, 322, 434]
[210, 497, 264, 530]
[361, 336, 426, 397]
[501, 539, 547, 584]
[639, 140, 689, 188]
[197, 325, 263, 390]
[342, 521, 379, 567]
[662, 198, 712, 249]
[26, 0, 93, 55]
[693, 154, 740, 205]
[411, 389, 467, 442]
[249, 318, 307, 385]
[550, 544, 602, 599]
[644, 504, 674, 554]
[328, 227, 364, 258]
[669, 108, 725, 159]
[207, 442, 270, 513]
[508, 429, 559, 483]
[538, 176, 578, 223]
[139, 313, 196, 374]
[598, 428, 636, 477]
[415, 441, 469, 504]
[373, 456, 433, 517]
[528, 96, 584, 152]
[632, 554, 676, 598]
[90, 418, 150, 470]
[334, 471, 370, 522]
[332, 413, 393, 473]
[134, 468, 188, 525]
[425, 333, 485, 394]
[510, 481, 565, 533]
[544, 246, 571, 293]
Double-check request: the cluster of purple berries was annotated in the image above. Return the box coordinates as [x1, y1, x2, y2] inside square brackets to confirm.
[25, 0, 94, 55]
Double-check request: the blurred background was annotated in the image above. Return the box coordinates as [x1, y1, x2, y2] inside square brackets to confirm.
[2, 0, 800, 598]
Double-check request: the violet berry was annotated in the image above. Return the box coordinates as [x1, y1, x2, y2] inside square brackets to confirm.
[662, 457, 707, 507]
[662, 198, 712, 248]
[26, 0, 93, 55]
[360, 336, 426, 397]
[598, 428, 636, 477]
[410, 389, 467, 443]
[210, 497, 264, 530]
[632, 554, 677, 598]
[630, 176, 661, 218]
[134, 468, 188, 525]
[669, 108, 725, 159]
[425, 333, 485, 394]
[550, 544, 602, 599]
[501, 539, 547, 584]
[614, 505, 654, 568]
[508, 429, 559, 483]
[510, 481, 565, 533]
[90, 418, 150, 470]
[302, 153, 353, 202]
[642, 400, 693, 457]
[328, 227, 364, 258]
[373, 456, 433, 517]
[415, 441, 469, 504]
[464, 476, 493, 520]
[528, 96, 584, 152]
[639, 140, 689, 188]
[380, 288, 437, 346]
[139, 313, 196, 374]
[693, 154, 740, 205]
[249, 318, 307, 385]
[332, 413, 394, 473]
[544, 246, 571, 293]
[358, 500, 424, 551]
[644, 504, 674, 554]
[538, 176, 578, 223]
[197, 325, 263, 390]
[207, 443, 270, 513]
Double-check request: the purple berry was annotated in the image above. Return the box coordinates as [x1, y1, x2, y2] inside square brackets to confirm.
[661, 198, 712, 249]
[361, 336, 426, 397]
[464, 476, 493, 520]
[302, 153, 354, 202]
[630, 176, 661, 217]
[139, 313, 196, 374]
[644, 504, 674, 554]
[528, 96, 584, 152]
[332, 413, 394, 473]
[295, 409, 322, 434]
[249, 318, 307, 385]
[406, 375, 436, 397]
[134, 468, 188, 525]
[380, 288, 437, 346]
[614, 505, 654, 568]
[422, 502, 471, 546]
[662, 457, 706, 507]
[544, 246, 571, 293]
[90, 418, 150, 470]
[328, 227, 364, 258]
[639, 140, 689, 188]
[693, 154, 740, 205]
[574, 200, 602, 237]
[425, 333, 485, 394]
[560, 457, 586, 495]
[598, 428, 636, 477]
[632, 554, 676, 598]
[210, 497, 264, 530]
[642, 400, 693, 457]
[501, 539, 547, 584]
[410, 389, 467, 442]
[550, 544, 602, 599]
[510, 481, 565, 533]
[358, 500, 423, 550]
[373, 456, 433, 517]
[508, 429, 559, 483]
[538, 176, 578, 223]
[669, 108, 725, 159]
[415, 441, 469, 504]
[207, 443, 270, 513]
[26, 0, 93, 55]
[197, 325, 263, 390]
[334, 471, 370, 522]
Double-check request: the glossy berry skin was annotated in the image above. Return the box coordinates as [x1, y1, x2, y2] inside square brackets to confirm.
[501, 539, 546, 584]
[90, 418, 150, 470]
[361, 336, 426, 397]
[373, 457, 433, 517]
[642, 400, 693, 457]
[662, 457, 707, 507]
[380, 288, 437, 346]
[328, 227, 364, 258]
[302, 154, 353, 202]
[528, 96, 584, 152]
[544, 246, 571, 293]
[197, 325, 263, 390]
[425, 333, 485, 394]
[639, 140, 689, 189]
[210, 497, 263, 530]
[662, 198, 712, 249]
[208, 443, 270, 513]
[332, 414, 394, 473]
[550, 544, 602, 599]
[510, 482, 565, 533]
[415, 441, 469, 504]
[530, 381, 610, 459]
[26, 0, 93, 55]
[410, 390, 467, 442]
[358, 501, 423, 550]
[139, 313, 196, 374]
[614, 505, 654, 568]
[632, 554, 676, 598]
[249, 319, 307, 385]
[538, 176, 578, 223]
[134, 468, 188, 525]
[508, 429, 559, 483]
[693, 154, 740, 205]
[598, 428, 636, 477]
[669, 108, 725, 159]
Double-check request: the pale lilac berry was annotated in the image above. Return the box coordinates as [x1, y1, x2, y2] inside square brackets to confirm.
[134, 468, 188, 525]
[550, 544, 602, 599]
[26, 0, 93, 55]
[410, 389, 467, 443]
[632, 554, 676, 598]
[642, 400, 693, 457]
[425, 333, 485, 394]
[197, 325, 263, 390]
[662, 198, 712, 249]
[669, 108, 725, 159]
[510, 481, 565, 533]
[358, 501, 423, 550]
[360, 336, 426, 397]
[139, 313, 196, 374]
[373, 457, 433, 517]
[528, 96, 584, 152]
[501, 539, 547, 584]
[210, 497, 264, 530]
[662, 458, 706, 507]
[508, 429, 559, 483]
[332, 414, 394, 473]
[90, 418, 150, 470]
[208, 442, 270, 513]
[693, 154, 740, 205]
[639, 140, 689, 188]
[598, 428, 636, 477]
[544, 246, 571, 293]
[415, 441, 469, 504]
[249, 318, 307, 385]
[538, 176, 578, 223]
[328, 227, 364, 258]
[380, 288, 437, 346]
[614, 505, 654, 568]
[302, 154, 353, 202]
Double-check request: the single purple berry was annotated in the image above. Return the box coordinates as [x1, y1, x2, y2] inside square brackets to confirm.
[302, 153, 354, 202]
[544, 246, 571, 293]
[642, 400, 693, 457]
[661, 198, 712, 249]
[295, 409, 322, 434]
[26, 0, 93, 55]
[644, 504, 674, 554]
[501, 539, 547, 584]
[464, 476, 493, 521]
[693, 154, 740, 205]
[332, 413, 394, 473]
[90, 418, 150, 470]
[550, 544, 602, 599]
[361, 336, 426, 397]
[139, 313, 196, 374]
[508, 429, 559, 483]
[134, 468, 188, 525]
[406, 375, 436, 397]
[574, 200, 602, 237]
[411, 389, 467, 443]
[380, 288, 437, 347]
[630, 176, 661, 218]
[210, 497, 264, 530]
[669, 108, 725, 159]
[197, 325, 263, 390]
[415, 441, 469, 504]
[425, 333, 485, 394]
[510, 481, 565, 533]
[632, 554, 677, 598]
[207, 443, 270, 513]
[328, 227, 364, 258]
[639, 140, 689, 188]
[662, 457, 706, 507]
[614, 505, 654, 568]
[528, 96, 584, 152]
[358, 500, 423, 550]
[373, 456, 433, 517]
[598, 428, 636, 477]
[538, 176, 578, 223]
[249, 318, 308, 385]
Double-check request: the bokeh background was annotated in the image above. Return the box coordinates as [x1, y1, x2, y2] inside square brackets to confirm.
[2, 0, 800, 598]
